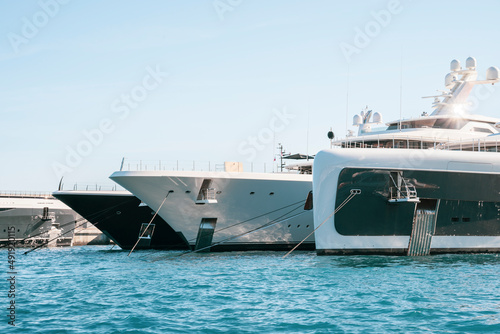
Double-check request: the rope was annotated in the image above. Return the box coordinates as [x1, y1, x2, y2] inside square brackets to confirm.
[24, 218, 94, 255]
[186, 199, 308, 245]
[282, 189, 361, 259]
[21, 197, 138, 254]
[128, 191, 172, 256]
[180, 201, 307, 255]
[2, 216, 82, 249]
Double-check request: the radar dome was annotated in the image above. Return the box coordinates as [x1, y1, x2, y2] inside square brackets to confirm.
[466, 57, 477, 69]
[486, 66, 499, 80]
[353, 114, 362, 126]
[450, 59, 461, 71]
[372, 112, 383, 123]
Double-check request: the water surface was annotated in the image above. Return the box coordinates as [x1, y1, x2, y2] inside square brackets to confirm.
[3, 246, 500, 333]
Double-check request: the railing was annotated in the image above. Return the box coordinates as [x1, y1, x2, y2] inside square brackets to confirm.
[335, 135, 500, 152]
[119, 159, 300, 174]
[199, 188, 217, 201]
[389, 182, 418, 201]
[440, 137, 500, 152]
[0, 191, 54, 199]
[69, 184, 122, 191]
[120, 160, 225, 172]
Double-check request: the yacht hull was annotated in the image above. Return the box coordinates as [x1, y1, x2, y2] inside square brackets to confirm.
[53, 191, 190, 250]
[110, 171, 314, 251]
[313, 149, 500, 255]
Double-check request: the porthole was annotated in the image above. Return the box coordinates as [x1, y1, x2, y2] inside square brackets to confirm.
[3, 230, 5, 233]
[297, 225, 300, 228]
[306, 225, 310, 228]
[462, 217, 470, 222]
[269, 192, 274, 196]
[451, 217, 459, 222]
[17, 229, 20, 232]
[185, 190, 191, 194]
[116, 211, 121, 215]
[287, 225, 291, 228]
[216, 191, 222, 194]
[250, 192, 255, 195]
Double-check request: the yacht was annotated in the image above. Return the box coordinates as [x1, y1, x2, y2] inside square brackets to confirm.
[110, 163, 314, 252]
[312, 57, 500, 255]
[52, 189, 190, 250]
[0, 192, 78, 247]
[110, 57, 500, 252]
[312, 148, 500, 255]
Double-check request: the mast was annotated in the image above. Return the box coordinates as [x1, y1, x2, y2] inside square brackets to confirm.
[277, 143, 285, 172]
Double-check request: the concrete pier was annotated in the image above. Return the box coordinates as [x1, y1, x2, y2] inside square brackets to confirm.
[73, 223, 111, 246]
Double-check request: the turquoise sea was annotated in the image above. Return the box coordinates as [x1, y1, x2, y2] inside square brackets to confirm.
[3, 246, 500, 333]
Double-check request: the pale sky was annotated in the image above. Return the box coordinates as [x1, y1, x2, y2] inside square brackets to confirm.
[1, 0, 500, 191]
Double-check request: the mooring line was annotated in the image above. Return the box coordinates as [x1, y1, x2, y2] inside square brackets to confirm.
[23, 218, 94, 255]
[180, 202, 307, 256]
[21, 197, 138, 254]
[10, 198, 136, 248]
[127, 191, 172, 256]
[0, 218, 80, 249]
[182, 199, 308, 246]
[282, 189, 361, 259]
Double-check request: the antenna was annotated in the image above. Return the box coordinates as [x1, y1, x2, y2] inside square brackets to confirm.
[272, 128, 276, 173]
[399, 53, 403, 132]
[306, 103, 310, 161]
[277, 143, 284, 172]
[346, 64, 350, 136]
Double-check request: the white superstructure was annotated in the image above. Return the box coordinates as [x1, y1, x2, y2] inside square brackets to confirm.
[338, 57, 500, 149]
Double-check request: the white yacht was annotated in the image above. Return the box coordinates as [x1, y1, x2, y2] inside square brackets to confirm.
[312, 148, 500, 255]
[110, 57, 500, 252]
[111, 163, 314, 251]
[0, 192, 78, 247]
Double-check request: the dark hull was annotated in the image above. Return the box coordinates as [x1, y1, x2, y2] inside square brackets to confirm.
[53, 193, 189, 250]
[335, 168, 500, 237]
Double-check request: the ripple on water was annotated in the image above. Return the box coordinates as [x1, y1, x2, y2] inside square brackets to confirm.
[3, 247, 500, 333]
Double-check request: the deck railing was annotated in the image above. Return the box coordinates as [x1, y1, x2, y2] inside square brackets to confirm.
[69, 184, 121, 191]
[335, 135, 500, 152]
[0, 191, 54, 199]
[119, 159, 297, 173]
